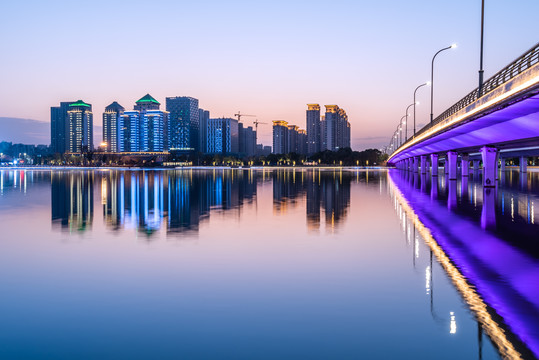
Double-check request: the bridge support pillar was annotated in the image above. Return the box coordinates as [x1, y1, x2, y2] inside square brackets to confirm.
[430, 154, 438, 176]
[420, 155, 427, 174]
[461, 154, 469, 177]
[480, 146, 498, 187]
[500, 158, 506, 172]
[406, 158, 411, 171]
[520, 156, 528, 173]
[447, 151, 458, 180]
[495, 152, 500, 180]
[413, 157, 419, 173]
[473, 160, 480, 172]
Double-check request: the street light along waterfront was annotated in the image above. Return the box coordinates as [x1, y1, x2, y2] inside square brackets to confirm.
[430, 44, 457, 123]
[413, 82, 429, 137]
[400, 115, 407, 145]
[404, 103, 415, 142]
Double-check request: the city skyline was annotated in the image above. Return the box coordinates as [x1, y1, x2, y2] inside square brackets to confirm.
[1, 1, 538, 150]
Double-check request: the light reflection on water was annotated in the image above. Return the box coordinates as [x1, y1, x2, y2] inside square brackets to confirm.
[0, 168, 537, 359]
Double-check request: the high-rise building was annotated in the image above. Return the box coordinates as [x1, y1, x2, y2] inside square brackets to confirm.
[118, 94, 168, 152]
[102, 101, 124, 152]
[298, 129, 307, 155]
[51, 101, 75, 153]
[272, 121, 288, 154]
[320, 115, 326, 151]
[306, 104, 321, 154]
[166, 96, 199, 151]
[239, 124, 256, 156]
[206, 118, 239, 154]
[67, 100, 93, 153]
[199, 109, 210, 153]
[287, 125, 299, 154]
[322, 105, 350, 151]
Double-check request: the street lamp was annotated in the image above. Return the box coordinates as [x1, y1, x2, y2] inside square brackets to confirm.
[400, 115, 407, 144]
[404, 103, 415, 141]
[430, 44, 457, 123]
[478, 0, 485, 97]
[413, 82, 429, 137]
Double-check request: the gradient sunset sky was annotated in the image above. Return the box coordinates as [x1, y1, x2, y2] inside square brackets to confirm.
[0, 0, 538, 149]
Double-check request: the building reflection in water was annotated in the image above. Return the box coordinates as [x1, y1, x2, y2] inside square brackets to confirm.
[389, 169, 539, 360]
[97, 170, 258, 237]
[52, 171, 94, 232]
[271, 169, 352, 233]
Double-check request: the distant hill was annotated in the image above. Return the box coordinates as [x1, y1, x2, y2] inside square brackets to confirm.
[0, 117, 102, 146]
[0, 117, 50, 145]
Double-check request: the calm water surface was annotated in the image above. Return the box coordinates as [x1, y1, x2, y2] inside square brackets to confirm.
[0, 168, 538, 359]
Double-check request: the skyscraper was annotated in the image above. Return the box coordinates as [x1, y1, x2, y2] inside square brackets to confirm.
[306, 104, 321, 154]
[51, 101, 74, 154]
[239, 124, 256, 156]
[287, 125, 299, 154]
[67, 100, 93, 153]
[102, 101, 124, 152]
[297, 129, 307, 155]
[199, 108, 210, 153]
[272, 121, 288, 154]
[322, 105, 350, 151]
[166, 96, 199, 151]
[206, 118, 239, 154]
[118, 94, 168, 152]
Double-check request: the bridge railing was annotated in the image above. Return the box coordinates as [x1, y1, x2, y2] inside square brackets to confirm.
[392, 42, 539, 155]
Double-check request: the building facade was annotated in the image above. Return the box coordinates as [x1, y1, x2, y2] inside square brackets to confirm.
[199, 109, 210, 153]
[51, 101, 75, 154]
[166, 96, 199, 151]
[206, 118, 239, 154]
[67, 100, 93, 153]
[297, 129, 307, 155]
[119, 94, 168, 152]
[306, 104, 321, 154]
[322, 105, 350, 151]
[272, 121, 288, 154]
[239, 123, 256, 157]
[102, 101, 124, 152]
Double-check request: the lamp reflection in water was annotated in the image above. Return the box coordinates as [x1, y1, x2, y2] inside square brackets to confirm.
[450, 312, 457, 334]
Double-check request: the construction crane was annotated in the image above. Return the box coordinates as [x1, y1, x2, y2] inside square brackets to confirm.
[234, 111, 256, 123]
[252, 119, 268, 144]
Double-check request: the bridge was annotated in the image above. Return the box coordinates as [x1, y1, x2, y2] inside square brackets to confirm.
[387, 42, 539, 187]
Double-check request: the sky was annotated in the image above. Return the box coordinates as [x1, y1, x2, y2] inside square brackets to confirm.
[0, 0, 538, 150]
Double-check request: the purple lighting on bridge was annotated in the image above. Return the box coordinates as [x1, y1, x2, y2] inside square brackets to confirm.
[390, 170, 539, 358]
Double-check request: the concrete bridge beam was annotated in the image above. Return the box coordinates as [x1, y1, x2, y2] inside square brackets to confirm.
[481, 146, 498, 187]
[430, 154, 438, 176]
[461, 154, 469, 177]
[447, 151, 458, 180]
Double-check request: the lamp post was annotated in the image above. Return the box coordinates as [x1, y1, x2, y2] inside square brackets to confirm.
[400, 115, 407, 143]
[478, 0, 485, 97]
[430, 44, 457, 123]
[413, 83, 429, 136]
[404, 103, 415, 141]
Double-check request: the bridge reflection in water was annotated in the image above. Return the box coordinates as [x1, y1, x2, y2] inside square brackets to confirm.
[389, 169, 539, 359]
